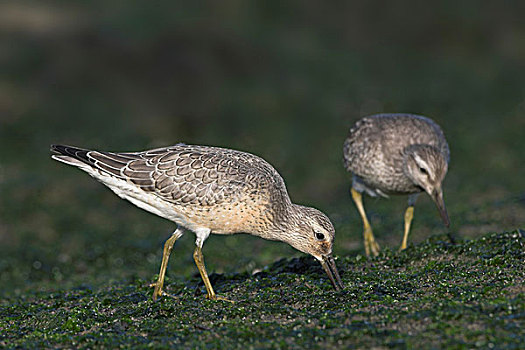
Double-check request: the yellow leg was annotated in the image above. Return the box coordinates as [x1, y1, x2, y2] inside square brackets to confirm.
[351, 188, 380, 256]
[400, 206, 414, 251]
[193, 246, 233, 302]
[151, 228, 184, 301]
[193, 246, 216, 300]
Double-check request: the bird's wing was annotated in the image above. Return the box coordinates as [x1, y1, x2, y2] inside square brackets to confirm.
[51, 144, 283, 207]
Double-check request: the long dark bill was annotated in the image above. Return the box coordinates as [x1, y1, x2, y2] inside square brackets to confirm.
[432, 189, 450, 228]
[320, 255, 343, 291]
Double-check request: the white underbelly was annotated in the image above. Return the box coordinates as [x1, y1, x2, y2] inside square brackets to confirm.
[84, 168, 199, 230]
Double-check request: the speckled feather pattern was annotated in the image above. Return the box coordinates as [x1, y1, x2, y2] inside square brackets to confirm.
[343, 114, 449, 195]
[51, 144, 335, 254]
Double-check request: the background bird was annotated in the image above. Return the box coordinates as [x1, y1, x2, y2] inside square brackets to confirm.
[51, 143, 343, 301]
[343, 113, 450, 256]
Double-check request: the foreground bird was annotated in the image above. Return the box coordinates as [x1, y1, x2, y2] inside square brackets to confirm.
[343, 114, 450, 256]
[51, 143, 343, 300]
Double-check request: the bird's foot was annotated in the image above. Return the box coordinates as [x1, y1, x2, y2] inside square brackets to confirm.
[369, 239, 380, 256]
[149, 282, 176, 301]
[364, 227, 380, 257]
[206, 294, 234, 303]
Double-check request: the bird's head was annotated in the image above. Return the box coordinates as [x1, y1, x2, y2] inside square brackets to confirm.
[404, 144, 450, 227]
[282, 205, 343, 291]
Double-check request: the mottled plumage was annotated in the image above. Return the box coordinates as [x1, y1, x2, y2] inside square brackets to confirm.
[343, 114, 450, 255]
[51, 143, 343, 300]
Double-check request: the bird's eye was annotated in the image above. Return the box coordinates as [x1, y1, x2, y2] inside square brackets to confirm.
[315, 232, 325, 240]
[419, 167, 428, 175]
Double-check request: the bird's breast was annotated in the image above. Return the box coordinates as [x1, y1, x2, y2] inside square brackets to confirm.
[178, 198, 275, 235]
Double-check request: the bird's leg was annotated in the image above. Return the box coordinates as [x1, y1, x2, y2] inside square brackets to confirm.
[193, 246, 233, 302]
[400, 194, 419, 251]
[193, 246, 216, 300]
[351, 188, 380, 256]
[151, 227, 185, 301]
[400, 206, 415, 251]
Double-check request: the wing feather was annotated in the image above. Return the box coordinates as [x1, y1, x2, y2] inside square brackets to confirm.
[52, 144, 286, 208]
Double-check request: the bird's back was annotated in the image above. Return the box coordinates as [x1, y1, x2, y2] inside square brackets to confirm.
[51, 144, 291, 234]
[343, 114, 449, 194]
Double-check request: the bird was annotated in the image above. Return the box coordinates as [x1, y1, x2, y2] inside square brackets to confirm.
[343, 113, 450, 256]
[51, 143, 343, 301]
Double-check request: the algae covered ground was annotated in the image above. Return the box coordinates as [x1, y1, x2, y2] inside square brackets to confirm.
[1, 231, 523, 348]
[1, 1, 525, 348]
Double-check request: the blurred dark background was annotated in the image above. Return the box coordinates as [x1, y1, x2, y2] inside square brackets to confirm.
[1, 1, 524, 296]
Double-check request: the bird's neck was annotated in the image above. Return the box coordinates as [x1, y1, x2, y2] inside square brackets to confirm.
[254, 202, 301, 243]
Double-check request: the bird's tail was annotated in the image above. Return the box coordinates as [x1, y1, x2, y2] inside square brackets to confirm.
[50, 144, 93, 169]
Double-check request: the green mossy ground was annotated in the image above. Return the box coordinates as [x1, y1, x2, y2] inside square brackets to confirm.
[2, 231, 523, 349]
[2, 1, 525, 348]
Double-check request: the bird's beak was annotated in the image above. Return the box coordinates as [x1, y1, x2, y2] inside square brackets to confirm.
[319, 255, 344, 291]
[431, 188, 450, 228]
